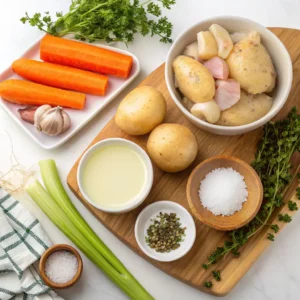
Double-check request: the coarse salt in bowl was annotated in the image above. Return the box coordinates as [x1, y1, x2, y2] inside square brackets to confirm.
[165, 16, 293, 135]
[186, 156, 263, 231]
[39, 244, 83, 289]
[199, 167, 248, 216]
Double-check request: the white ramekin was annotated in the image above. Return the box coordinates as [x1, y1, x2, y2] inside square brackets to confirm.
[77, 138, 153, 213]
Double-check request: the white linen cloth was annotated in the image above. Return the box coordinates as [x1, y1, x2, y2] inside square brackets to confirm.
[0, 188, 64, 300]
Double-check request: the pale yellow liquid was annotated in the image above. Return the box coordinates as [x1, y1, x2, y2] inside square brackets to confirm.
[82, 145, 146, 208]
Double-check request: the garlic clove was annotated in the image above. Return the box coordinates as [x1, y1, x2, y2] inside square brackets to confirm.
[34, 104, 52, 128]
[191, 100, 221, 124]
[18, 106, 38, 124]
[61, 109, 71, 133]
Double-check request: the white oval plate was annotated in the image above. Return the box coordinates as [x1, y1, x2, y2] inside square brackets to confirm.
[135, 201, 196, 262]
[0, 36, 140, 149]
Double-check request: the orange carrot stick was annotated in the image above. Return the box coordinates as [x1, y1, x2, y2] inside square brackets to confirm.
[0, 79, 85, 109]
[40, 35, 133, 78]
[12, 59, 108, 96]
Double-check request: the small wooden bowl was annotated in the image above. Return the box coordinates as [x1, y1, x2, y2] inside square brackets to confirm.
[186, 156, 263, 231]
[39, 244, 83, 289]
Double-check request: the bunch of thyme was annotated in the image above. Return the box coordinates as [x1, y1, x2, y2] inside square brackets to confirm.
[203, 107, 300, 270]
[21, 0, 176, 44]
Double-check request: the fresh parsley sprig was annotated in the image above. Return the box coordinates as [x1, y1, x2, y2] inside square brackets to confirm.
[21, 0, 176, 44]
[203, 107, 300, 270]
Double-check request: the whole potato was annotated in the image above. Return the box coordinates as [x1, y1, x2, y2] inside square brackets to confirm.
[217, 90, 273, 126]
[173, 56, 215, 103]
[147, 124, 198, 172]
[115, 86, 166, 135]
[226, 33, 276, 94]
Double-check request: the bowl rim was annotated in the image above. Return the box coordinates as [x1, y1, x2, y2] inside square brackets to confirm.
[39, 244, 83, 289]
[186, 155, 263, 231]
[165, 15, 293, 132]
[134, 201, 196, 262]
[77, 138, 154, 213]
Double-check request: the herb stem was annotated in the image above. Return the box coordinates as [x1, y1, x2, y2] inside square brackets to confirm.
[204, 108, 300, 268]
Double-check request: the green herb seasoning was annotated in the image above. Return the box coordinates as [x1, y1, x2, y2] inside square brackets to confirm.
[21, 0, 176, 44]
[145, 212, 186, 253]
[204, 281, 213, 288]
[212, 270, 221, 281]
[203, 107, 300, 270]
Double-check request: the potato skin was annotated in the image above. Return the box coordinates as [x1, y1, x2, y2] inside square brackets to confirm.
[147, 124, 198, 173]
[226, 38, 276, 94]
[217, 90, 273, 126]
[173, 56, 215, 103]
[115, 86, 166, 135]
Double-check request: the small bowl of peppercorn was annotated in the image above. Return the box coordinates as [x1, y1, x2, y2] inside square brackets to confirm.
[135, 201, 196, 262]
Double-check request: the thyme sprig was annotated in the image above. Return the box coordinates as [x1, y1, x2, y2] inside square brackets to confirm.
[204, 108, 300, 269]
[21, 0, 176, 44]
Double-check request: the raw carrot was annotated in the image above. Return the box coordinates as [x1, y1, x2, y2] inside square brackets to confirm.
[0, 79, 85, 109]
[40, 35, 133, 78]
[13, 59, 108, 96]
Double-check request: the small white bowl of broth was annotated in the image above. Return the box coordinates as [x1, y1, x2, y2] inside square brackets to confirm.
[77, 138, 153, 213]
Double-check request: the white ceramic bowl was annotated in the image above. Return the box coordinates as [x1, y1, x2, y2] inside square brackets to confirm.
[135, 201, 196, 262]
[77, 138, 153, 213]
[165, 16, 293, 135]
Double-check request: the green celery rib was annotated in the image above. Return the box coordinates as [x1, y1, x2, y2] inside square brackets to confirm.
[38, 159, 124, 273]
[28, 164, 153, 300]
[26, 181, 125, 284]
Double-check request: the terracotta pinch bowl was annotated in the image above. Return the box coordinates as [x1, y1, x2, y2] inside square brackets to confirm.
[39, 244, 83, 289]
[186, 156, 263, 231]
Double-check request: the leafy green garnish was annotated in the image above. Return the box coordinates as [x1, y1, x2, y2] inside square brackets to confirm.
[270, 224, 279, 233]
[204, 281, 213, 288]
[296, 187, 300, 199]
[288, 200, 298, 211]
[21, 0, 176, 44]
[203, 107, 300, 269]
[267, 233, 275, 241]
[212, 270, 221, 281]
[278, 213, 292, 223]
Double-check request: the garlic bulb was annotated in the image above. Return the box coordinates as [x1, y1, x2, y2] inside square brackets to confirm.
[34, 105, 71, 136]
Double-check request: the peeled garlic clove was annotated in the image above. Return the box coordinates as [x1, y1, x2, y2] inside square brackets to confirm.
[209, 24, 233, 59]
[183, 41, 202, 61]
[191, 100, 220, 124]
[197, 31, 218, 60]
[230, 32, 249, 44]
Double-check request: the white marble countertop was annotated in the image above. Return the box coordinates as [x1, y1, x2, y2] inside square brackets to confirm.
[1, 0, 300, 299]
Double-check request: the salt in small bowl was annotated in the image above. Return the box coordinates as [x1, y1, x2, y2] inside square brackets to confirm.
[39, 244, 83, 289]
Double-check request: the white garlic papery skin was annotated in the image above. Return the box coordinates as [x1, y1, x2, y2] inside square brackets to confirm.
[34, 105, 71, 136]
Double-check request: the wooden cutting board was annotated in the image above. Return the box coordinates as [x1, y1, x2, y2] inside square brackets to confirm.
[67, 28, 300, 296]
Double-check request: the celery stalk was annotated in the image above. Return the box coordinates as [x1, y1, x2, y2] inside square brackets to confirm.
[38, 160, 124, 273]
[27, 179, 153, 300]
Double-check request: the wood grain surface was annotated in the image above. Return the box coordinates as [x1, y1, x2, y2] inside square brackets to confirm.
[67, 28, 300, 296]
